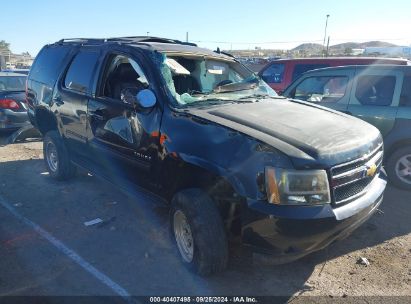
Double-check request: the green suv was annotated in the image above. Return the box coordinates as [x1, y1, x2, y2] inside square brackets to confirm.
[283, 65, 411, 190]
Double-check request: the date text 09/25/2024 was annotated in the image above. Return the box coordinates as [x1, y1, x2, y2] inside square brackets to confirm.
[149, 297, 258, 303]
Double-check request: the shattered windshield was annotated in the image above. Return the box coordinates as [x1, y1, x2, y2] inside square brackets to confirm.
[157, 53, 277, 106]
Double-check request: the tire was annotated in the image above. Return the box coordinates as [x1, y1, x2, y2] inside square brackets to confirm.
[43, 130, 76, 180]
[170, 188, 228, 276]
[386, 146, 411, 191]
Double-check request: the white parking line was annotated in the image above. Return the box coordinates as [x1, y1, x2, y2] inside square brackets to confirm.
[0, 194, 132, 300]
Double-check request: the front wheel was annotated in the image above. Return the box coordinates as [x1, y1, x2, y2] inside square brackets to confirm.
[43, 130, 76, 180]
[170, 188, 228, 276]
[386, 146, 411, 190]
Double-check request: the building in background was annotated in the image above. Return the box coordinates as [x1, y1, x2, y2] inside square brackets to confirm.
[0, 50, 34, 70]
[0, 55, 5, 70]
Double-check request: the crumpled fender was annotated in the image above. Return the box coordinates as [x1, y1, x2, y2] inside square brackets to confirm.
[159, 107, 293, 200]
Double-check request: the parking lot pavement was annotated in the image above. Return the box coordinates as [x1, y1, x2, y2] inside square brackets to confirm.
[0, 140, 410, 300]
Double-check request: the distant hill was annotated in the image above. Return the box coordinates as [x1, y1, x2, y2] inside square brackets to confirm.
[292, 41, 399, 54]
[292, 43, 323, 53]
[330, 41, 398, 52]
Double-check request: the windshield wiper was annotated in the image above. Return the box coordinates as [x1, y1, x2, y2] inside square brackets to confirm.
[212, 82, 258, 94]
[239, 94, 286, 100]
[183, 98, 232, 107]
[212, 75, 260, 94]
[190, 90, 210, 96]
[238, 93, 269, 100]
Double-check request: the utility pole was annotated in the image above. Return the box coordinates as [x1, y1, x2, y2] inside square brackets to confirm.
[186, 32, 188, 43]
[146, 32, 150, 37]
[326, 36, 330, 57]
[323, 14, 330, 57]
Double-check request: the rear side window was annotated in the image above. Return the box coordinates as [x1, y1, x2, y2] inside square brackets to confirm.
[292, 76, 348, 103]
[29, 46, 70, 85]
[355, 75, 396, 106]
[64, 51, 100, 94]
[400, 76, 411, 106]
[292, 64, 329, 81]
[261, 63, 285, 83]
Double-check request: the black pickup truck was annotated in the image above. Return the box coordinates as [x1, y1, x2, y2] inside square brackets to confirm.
[27, 37, 387, 275]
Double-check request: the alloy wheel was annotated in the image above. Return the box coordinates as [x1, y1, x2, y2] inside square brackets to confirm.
[395, 154, 411, 185]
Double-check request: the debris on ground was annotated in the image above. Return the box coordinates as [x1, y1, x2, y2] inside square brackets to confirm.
[357, 257, 370, 266]
[302, 283, 315, 291]
[84, 218, 103, 226]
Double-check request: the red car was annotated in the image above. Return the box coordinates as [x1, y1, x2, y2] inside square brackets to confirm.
[259, 57, 410, 93]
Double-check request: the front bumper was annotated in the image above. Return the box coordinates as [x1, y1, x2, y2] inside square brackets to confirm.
[241, 170, 387, 262]
[0, 109, 30, 131]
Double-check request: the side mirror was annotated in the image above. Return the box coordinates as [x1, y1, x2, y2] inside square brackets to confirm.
[136, 89, 157, 108]
[122, 88, 157, 110]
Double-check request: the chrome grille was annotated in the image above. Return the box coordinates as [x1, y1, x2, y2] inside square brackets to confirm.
[331, 144, 383, 205]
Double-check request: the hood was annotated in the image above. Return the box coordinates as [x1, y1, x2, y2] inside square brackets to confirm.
[186, 99, 382, 168]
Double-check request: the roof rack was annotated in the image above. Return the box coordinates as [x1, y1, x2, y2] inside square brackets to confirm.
[56, 36, 197, 47]
[109, 36, 197, 46]
[56, 38, 108, 44]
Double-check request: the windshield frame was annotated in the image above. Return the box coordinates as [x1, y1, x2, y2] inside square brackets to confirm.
[155, 52, 278, 109]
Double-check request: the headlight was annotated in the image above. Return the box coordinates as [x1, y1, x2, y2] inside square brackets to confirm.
[265, 167, 331, 205]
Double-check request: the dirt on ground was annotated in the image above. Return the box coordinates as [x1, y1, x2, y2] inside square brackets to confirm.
[0, 140, 410, 302]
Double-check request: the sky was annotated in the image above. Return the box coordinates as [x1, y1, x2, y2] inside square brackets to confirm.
[2, 0, 411, 56]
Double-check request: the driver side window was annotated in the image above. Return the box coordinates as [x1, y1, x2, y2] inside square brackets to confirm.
[100, 54, 149, 101]
[96, 55, 149, 145]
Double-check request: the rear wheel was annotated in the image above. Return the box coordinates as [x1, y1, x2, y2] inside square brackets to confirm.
[43, 130, 76, 180]
[170, 188, 228, 276]
[386, 146, 411, 190]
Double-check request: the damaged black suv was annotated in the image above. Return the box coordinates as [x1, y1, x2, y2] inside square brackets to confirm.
[27, 37, 387, 275]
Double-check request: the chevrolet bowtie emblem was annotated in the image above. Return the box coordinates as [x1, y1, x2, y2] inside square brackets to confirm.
[366, 163, 377, 177]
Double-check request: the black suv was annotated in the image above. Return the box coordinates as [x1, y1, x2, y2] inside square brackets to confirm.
[27, 37, 387, 275]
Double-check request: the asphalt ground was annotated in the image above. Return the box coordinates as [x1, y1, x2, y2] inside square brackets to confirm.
[0, 131, 410, 303]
